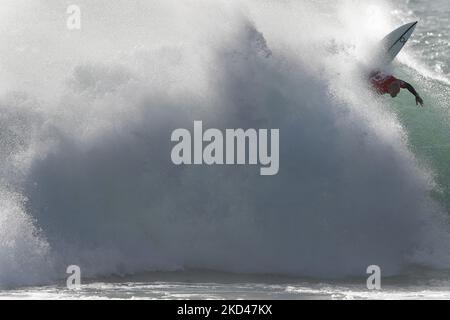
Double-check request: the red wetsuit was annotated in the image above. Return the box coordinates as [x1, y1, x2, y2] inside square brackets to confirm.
[370, 72, 407, 94]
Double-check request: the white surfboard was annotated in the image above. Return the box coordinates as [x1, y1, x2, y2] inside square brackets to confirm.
[376, 21, 418, 65]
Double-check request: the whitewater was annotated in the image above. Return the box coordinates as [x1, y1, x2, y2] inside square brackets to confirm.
[1, 0, 450, 298]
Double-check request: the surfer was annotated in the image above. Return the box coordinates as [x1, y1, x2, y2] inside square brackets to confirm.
[370, 71, 424, 107]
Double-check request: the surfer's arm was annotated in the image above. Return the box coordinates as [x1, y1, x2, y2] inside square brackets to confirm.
[402, 81, 424, 106]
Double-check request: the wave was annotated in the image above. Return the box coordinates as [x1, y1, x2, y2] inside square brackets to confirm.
[1, 0, 450, 287]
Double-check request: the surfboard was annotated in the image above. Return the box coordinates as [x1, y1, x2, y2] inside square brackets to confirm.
[377, 21, 418, 65]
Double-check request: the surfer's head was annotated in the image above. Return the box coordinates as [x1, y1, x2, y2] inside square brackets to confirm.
[388, 81, 401, 97]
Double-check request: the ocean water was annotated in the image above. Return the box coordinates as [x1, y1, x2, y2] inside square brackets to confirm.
[1, 0, 450, 299]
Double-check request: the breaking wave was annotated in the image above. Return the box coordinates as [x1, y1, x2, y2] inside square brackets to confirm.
[0, 0, 449, 287]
